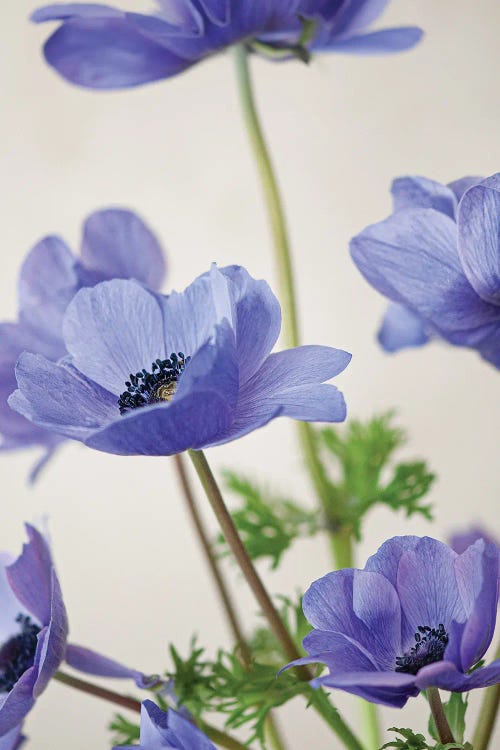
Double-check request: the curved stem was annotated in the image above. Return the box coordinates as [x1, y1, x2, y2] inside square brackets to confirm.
[427, 687, 457, 746]
[473, 642, 500, 750]
[187, 449, 365, 750]
[54, 671, 142, 713]
[173, 454, 251, 665]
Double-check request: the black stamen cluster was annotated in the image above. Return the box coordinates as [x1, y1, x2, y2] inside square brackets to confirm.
[395, 623, 448, 675]
[0, 614, 41, 693]
[118, 353, 190, 414]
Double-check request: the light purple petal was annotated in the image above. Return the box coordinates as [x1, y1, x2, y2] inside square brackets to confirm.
[32, 4, 124, 22]
[478, 326, 500, 368]
[449, 526, 498, 555]
[6, 525, 53, 625]
[65, 644, 157, 688]
[0, 724, 26, 750]
[63, 280, 166, 395]
[0, 554, 27, 643]
[377, 303, 430, 352]
[0, 668, 37, 736]
[10, 354, 117, 441]
[415, 659, 500, 692]
[458, 175, 500, 304]
[167, 709, 217, 750]
[325, 27, 423, 54]
[259, 383, 346, 422]
[17, 236, 78, 359]
[198, 0, 229, 25]
[302, 630, 379, 672]
[328, 0, 389, 37]
[391, 176, 457, 219]
[80, 209, 166, 292]
[448, 176, 483, 202]
[33, 570, 68, 697]
[454, 540, 499, 671]
[350, 208, 500, 334]
[220, 266, 281, 384]
[42, 17, 190, 89]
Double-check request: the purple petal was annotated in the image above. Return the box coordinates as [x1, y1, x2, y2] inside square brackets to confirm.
[377, 303, 430, 352]
[6, 525, 53, 625]
[198, 0, 229, 25]
[0, 668, 37, 736]
[449, 526, 498, 555]
[28, 443, 62, 485]
[302, 630, 379, 672]
[328, 0, 390, 37]
[166, 709, 217, 750]
[42, 17, 190, 89]
[454, 540, 499, 671]
[350, 208, 500, 334]
[458, 175, 500, 304]
[478, 326, 500, 368]
[311, 669, 418, 708]
[396, 538, 465, 644]
[10, 354, 117, 441]
[260, 383, 346, 422]
[220, 266, 281, 384]
[0, 724, 26, 750]
[65, 644, 157, 688]
[325, 27, 423, 54]
[32, 4, 124, 22]
[33, 571, 68, 696]
[80, 209, 166, 292]
[448, 175, 483, 202]
[391, 176, 457, 219]
[415, 659, 500, 692]
[0, 554, 27, 643]
[63, 280, 166, 395]
[17, 236, 78, 359]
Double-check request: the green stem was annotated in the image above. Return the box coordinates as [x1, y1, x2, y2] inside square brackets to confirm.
[187, 448, 365, 750]
[233, 44, 349, 564]
[427, 687, 457, 746]
[360, 702, 381, 750]
[473, 642, 500, 750]
[202, 723, 252, 750]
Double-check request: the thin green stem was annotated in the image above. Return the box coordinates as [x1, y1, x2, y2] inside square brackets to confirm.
[473, 642, 500, 750]
[233, 44, 349, 563]
[202, 723, 252, 750]
[187, 448, 365, 750]
[360, 702, 381, 750]
[427, 687, 457, 746]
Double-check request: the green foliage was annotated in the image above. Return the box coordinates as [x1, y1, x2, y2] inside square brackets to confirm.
[218, 471, 320, 569]
[428, 693, 468, 744]
[320, 412, 435, 537]
[381, 727, 471, 750]
[109, 714, 140, 746]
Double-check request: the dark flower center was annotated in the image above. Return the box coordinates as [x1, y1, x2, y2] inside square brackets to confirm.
[395, 624, 449, 675]
[0, 614, 41, 693]
[118, 353, 190, 415]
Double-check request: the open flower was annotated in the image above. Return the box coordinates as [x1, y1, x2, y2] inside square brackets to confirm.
[285, 536, 500, 708]
[31, 1, 423, 90]
[9, 265, 350, 456]
[0, 524, 155, 738]
[0, 209, 166, 480]
[115, 700, 215, 750]
[350, 173, 500, 368]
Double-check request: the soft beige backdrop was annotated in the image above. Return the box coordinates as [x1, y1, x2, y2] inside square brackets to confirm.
[1, 1, 499, 748]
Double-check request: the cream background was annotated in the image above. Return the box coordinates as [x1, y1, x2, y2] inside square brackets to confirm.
[1, 1, 499, 747]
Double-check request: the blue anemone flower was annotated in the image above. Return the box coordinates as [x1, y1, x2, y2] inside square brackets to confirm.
[9, 265, 351, 456]
[115, 700, 216, 750]
[0, 209, 166, 480]
[31, 1, 423, 90]
[285, 536, 500, 708]
[0, 524, 155, 739]
[350, 173, 500, 368]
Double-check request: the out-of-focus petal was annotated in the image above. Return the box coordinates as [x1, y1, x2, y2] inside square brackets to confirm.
[33, 571, 68, 696]
[322, 26, 423, 54]
[65, 644, 158, 687]
[377, 303, 429, 352]
[391, 176, 457, 219]
[6, 525, 53, 626]
[80, 209, 166, 292]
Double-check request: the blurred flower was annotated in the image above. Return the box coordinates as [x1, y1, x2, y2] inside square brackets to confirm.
[449, 526, 498, 555]
[350, 173, 500, 368]
[0, 524, 155, 738]
[0, 209, 167, 480]
[31, 1, 423, 90]
[115, 700, 215, 750]
[9, 265, 351, 456]
[285, 535, 500, 707]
